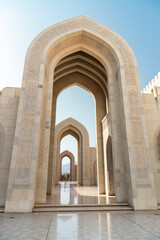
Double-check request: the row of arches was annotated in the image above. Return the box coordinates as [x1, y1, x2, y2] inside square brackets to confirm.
[1, 109, 160, 207]
[50, 117, 97, 190]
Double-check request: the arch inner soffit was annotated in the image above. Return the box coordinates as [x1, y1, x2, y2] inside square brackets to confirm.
[60, 129, 80, 142]
[54, 73, 107, 105]
[53, 51, 108, 99]
[60, 150, 75, 159]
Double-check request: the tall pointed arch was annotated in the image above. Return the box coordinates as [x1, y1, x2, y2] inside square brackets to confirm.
[5, 16, 157, 212]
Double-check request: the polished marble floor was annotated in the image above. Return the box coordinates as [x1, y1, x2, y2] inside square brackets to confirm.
[0, 211, 160, 239]
[46, 182, 116, 205]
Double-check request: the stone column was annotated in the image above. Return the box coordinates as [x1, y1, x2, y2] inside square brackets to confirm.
[96, 94, 106, 194]
[107, 73, 127, 202]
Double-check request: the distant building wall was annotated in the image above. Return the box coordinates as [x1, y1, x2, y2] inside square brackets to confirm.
[89, 147, 97, 185]
[74, 165, 77, 181]
[0, 88, 20, 206]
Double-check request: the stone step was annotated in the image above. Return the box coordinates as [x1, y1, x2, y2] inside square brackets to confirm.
[35, 203, 129, 208]
[33, 205, 133, 212]
[0, 207, 4, 213]
[0, 205, 133, 213]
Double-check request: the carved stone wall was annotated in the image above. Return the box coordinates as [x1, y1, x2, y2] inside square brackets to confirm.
[142, 93, 160, 204]
[0, 88, 20, 206]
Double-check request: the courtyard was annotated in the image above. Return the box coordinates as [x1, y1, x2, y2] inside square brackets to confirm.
[0, 1, 160, 239]
[46, 182, 115, 205]
[0, 210, 160, 240]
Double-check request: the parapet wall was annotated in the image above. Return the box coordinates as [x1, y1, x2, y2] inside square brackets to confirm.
[142, 72, 160, 98]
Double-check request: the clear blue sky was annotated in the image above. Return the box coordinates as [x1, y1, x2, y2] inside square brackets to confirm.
[0, 0, 159, 165]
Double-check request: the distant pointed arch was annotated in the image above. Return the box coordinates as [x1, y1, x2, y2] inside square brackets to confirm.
[52, 118, 90, 187]
[60, 150, 75, 181]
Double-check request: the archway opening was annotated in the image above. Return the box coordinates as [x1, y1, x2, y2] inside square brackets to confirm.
[50, 50, 108, 196]
[56, 85, 97, 148]
[61, 156, 71, 181]
[60, 135, 78, 182]
[46, 49, 112, 206]
[55, 84, 97, 186]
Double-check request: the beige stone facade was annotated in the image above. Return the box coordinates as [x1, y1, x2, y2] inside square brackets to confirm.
[0, 16, 159, 212]
[0, 88, 20, 206]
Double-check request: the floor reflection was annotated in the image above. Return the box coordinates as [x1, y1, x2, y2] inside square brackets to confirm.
[55, 214, 78, 239]
[1, 211, 160, 240]
[47, 182, 116, 205]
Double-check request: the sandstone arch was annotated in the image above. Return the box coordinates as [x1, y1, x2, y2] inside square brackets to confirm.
[60, 150, 76, 181]
[5, 16, 157, 212]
